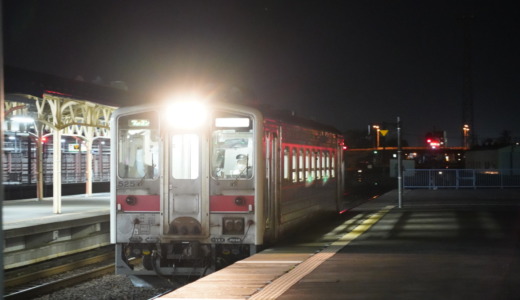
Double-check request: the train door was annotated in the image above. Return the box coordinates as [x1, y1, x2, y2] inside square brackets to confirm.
[164, 130, 209, 237]
[264, 131, 280, 243]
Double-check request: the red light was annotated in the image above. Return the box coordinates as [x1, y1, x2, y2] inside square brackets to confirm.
[426, 139, 432, 143]
[41, 136, 47, 143]
[342, 145, 348, 150]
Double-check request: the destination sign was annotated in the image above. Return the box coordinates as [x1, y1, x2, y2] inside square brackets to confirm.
[129, 119, 151, 127]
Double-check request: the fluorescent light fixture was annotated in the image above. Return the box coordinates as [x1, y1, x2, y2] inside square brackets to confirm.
[11, 116, 34, 123]
[215, 118, 250, 128]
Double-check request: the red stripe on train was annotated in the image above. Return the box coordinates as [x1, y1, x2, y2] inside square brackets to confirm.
[210, 195, 254, 212]
[116, 195, 160, 212]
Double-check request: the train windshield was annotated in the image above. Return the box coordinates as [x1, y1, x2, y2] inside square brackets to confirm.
[211, 115, 254, 179]
[117, 111, 159, 179]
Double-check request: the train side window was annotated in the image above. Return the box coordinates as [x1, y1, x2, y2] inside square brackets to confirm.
[299, 148, 304, 182]
[310, 150, 316, 181]
[324, 151, 330, 178]
[171, 134, 199, 179]
[292, 148, 297, 183]
[316, 150, 322, 179]
[331, 151, 336, 178]
[283, 147, 289, 181]
[305, 149, 310, 179]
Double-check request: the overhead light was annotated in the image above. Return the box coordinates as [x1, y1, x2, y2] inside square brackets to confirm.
[11, 116, 34, 123]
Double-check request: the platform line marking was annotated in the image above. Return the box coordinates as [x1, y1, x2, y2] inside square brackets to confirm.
[236, 260, 303, 264]
[249, 205, 394, 300]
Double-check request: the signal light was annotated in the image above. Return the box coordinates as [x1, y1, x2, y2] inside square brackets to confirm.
[41, 136, 48, 143]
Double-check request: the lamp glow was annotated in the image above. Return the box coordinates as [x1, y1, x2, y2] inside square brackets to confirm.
[166, 100, 208, 129]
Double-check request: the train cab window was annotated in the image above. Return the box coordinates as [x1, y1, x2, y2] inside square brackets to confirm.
[171, 134, 199, 179]
[211, 115, 254, 179]
[117, 112, 159, 179]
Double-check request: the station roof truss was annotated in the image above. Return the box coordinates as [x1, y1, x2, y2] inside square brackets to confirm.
[5, 93, 117, 139]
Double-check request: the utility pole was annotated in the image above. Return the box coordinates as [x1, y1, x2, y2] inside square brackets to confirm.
[460, 13, 476, 147]
[397, 117, 403, 208]
[1, 2, 5, 297]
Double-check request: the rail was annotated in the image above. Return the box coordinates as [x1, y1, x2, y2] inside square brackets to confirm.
[4, 249, 115, 299]
[403, 169, 520, 189]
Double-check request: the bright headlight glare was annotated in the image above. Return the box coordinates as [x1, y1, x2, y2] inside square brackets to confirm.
[166, 100, 207, 129]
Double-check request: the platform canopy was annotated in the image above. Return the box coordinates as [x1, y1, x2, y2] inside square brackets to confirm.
[4, 93, 117, 213]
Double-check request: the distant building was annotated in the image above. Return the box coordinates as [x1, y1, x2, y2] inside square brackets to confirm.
[465, 146, 520, 172]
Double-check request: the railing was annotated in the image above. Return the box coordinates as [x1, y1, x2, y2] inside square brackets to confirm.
[403, 169, 520, 189]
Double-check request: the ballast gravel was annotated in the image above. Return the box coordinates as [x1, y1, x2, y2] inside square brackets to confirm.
[33, 274, 174, 300]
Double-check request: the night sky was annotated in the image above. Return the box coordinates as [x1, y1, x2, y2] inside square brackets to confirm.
[4, 1, 520, 146]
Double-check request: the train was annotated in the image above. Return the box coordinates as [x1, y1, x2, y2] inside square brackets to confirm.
[110, 95, 345, 281]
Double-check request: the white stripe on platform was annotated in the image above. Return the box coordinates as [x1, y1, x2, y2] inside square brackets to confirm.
[236, 260, 303, 264]
[248, 205, 395, 300]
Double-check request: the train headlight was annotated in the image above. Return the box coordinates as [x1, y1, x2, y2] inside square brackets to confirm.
[165, 97, 208, 129]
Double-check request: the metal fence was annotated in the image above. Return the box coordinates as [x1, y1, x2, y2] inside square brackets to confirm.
[403, 169, 520, 189]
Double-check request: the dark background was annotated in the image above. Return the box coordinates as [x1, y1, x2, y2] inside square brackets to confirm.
[4, 1, 520, 146]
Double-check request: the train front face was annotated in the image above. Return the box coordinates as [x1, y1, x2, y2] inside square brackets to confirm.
[111, 100, 262, 278]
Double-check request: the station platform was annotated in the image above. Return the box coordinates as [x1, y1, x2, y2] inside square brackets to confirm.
[2, 193, 110, 231]
[2, 193, 110, 269]
[161, 189, 520, 300]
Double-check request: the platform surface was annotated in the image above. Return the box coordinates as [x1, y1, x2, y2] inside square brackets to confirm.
[161, 189, 520, 300]
[2, 193, 110, 231]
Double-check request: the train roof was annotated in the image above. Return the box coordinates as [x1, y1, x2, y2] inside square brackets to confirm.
[260, 106, 342, 135]
[113, 99, 342, 136]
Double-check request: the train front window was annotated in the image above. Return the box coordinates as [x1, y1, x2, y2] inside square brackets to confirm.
[171, 134, 199, 179]
[117, 112, 159, 179]
[211, 115, 254, 179]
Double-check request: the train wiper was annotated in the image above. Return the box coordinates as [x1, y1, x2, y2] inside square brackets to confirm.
[138, 164, 155, 186]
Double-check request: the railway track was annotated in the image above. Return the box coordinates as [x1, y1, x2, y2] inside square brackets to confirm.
[5, 248, 115, 299]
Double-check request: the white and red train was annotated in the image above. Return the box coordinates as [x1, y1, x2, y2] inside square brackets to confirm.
[110, 96, 344, 280]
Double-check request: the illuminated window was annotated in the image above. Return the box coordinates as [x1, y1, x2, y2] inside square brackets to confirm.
[305, 149, 311, 179]
[310, 151, 316, 180]
[292, 148, 297, 183]
[324, 151, 330, 178]
[316, 151, 322, 179]
[331, 151, 336, 178]
[299, 148, 304, 182]
[283, 147, 289, 180]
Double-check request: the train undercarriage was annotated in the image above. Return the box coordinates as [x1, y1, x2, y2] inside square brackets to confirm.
[115, 241, 254, 284]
